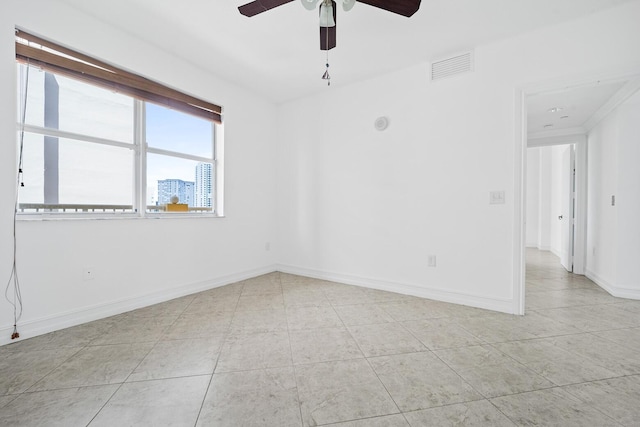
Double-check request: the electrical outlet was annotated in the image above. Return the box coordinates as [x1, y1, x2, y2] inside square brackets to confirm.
[83, 267, 95, 281]
[427, 255, 437, 267]
[265, 242, 271, 251]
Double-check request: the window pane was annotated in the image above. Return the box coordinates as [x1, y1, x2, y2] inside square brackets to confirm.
[146, 102, 213, 157]
[17, 64, 134, 143]
[147, 153, 213, 211]
[18, 132, 134, 210]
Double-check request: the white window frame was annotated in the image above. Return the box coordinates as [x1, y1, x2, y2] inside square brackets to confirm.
[16, 68, 219, 219]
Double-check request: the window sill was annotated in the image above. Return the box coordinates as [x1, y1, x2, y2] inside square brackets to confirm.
[16, 213, 225, 221]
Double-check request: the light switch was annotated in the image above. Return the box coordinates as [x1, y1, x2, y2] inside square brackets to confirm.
[490, 191, 505, 205]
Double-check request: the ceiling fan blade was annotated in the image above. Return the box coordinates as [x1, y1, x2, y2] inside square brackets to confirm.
[357, 0, 421, 17]
[238, 0, 295, 17]
[320, 0, 337, 50]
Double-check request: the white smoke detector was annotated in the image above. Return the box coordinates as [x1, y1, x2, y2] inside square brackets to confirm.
[374, 116, 389, 131]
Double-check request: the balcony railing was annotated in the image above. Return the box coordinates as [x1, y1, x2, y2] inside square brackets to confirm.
[18, 203, 134, 213]
[18, 204, 213, 213]
[146, 205, 213, 212]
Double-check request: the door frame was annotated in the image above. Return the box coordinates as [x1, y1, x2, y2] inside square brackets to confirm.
[512, 73, 640, 315]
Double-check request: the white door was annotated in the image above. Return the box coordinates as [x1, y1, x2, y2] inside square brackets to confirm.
[560, 145, 575, 272]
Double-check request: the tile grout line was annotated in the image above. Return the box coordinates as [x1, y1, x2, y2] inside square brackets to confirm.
[192, 279, 245, 426]
[280, 273, 306, 427]
[85, 298, 195, 426]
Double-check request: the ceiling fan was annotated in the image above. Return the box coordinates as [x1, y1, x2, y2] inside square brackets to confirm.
[238, 0, 422, 51]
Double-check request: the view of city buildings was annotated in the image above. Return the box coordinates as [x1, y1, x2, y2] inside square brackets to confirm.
[195, 162, 213, 208]
[156, 162, 212, 207]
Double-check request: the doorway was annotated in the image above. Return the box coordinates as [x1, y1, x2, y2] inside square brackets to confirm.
[515, 75, 640, 314]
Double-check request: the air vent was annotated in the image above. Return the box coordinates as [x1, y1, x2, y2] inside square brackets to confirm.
[431, 52, 474, 81]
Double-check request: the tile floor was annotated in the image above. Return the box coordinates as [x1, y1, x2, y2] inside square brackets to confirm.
[1, 248, 640, 426]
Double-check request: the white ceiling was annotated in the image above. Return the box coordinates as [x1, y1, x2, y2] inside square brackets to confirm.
[527, 80, 628, 135]
[58, 0, 635, 103]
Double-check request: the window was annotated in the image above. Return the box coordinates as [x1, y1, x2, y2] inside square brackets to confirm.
[15, 30, 222, 216]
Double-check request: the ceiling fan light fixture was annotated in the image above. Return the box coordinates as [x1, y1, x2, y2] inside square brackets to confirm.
[301, 0, 320, 11]
[341, 0, 356, 12]
[319, 2, 336, 27]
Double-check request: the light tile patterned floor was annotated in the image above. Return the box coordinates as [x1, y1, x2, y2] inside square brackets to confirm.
[1, 248, 640, 426]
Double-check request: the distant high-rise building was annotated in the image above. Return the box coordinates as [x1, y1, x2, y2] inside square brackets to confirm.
[195, 162, 212, 208]
[157, 179, 194, 206]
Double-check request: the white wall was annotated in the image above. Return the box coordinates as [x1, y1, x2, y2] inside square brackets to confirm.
[587, 90, 640, 297]
[538, 147, 552, 251]
[525, 148, 540, 247]
[526, 145, 565, 254]
[0, 0, 278, 345]
[549, 144, 567, 257]
[277, 1, 640, 314]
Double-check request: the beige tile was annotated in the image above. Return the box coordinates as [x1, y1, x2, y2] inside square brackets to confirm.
[369, 352, 482, 411]
[182, 294, 240, 314]
[491, 387, 620, 427]
[0, 395, 17, 409]
[0, 250, 636, 426]
[0, 347, 82, 395]
[127, 336, 223, 381]
[563, 375, 640, 426]
[377, 300, 450, 321]
[334, 304, 395, 326]
[216, 331, 292, 372]
[123, 295, 195, 319]
[283, 289, 331, 307]
[29, 343, 154, 391]
[0, 320, 112, 353]
[90, 316, 174, 345]
[535, 306, 620, 332]
[295, 359, 398, 426]
[235, 294, 284, 311]
[91, 376, 210, 427]
[163, 312, 232, 339]
[403, 400, 516, 426]
[454, 311, 581, 343]
[328, 414, 409, 426]
[241, 279, 282, 296]
[361, 288, 410, 303]
[242, 272, 281, 287]
[229, 309, 288, 334]
[550, 333, 640, 375]
[434, 345, 554, 398]
[196, 283, 244, 298]
[402, 318, 484, 350]
[614, 301, 640, 315]
[197, 367, 301, 427]
[324, 287, 372, 306]
[494, 338, 619, 386]
[347, 323, 426, 357]
[594, 327, 640, 353]
[290, 327, 363, 365]
[0, 385, 118, 427]
[286, 305, 343, 330]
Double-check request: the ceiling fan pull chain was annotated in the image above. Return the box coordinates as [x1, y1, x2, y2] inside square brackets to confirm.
[322, 62, 330, 85]
[321, 2, 331, 86]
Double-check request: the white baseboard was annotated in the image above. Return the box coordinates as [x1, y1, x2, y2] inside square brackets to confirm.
[0, 264, 277, 347]
[585, 269, 640, 300]
[277, 264, 515, 314]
